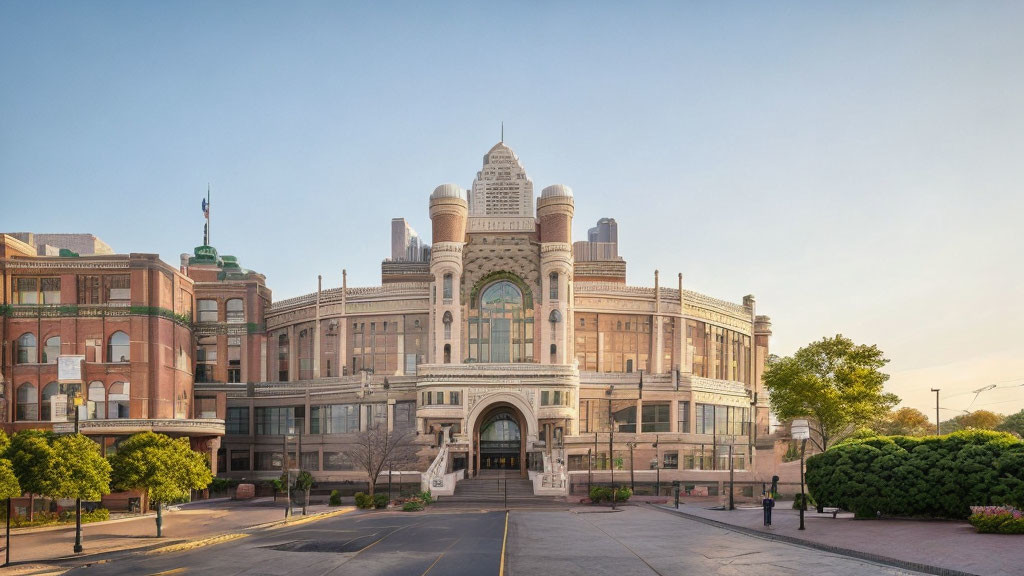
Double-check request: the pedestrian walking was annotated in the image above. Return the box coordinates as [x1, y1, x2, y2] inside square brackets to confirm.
[762, 492, 775, 527]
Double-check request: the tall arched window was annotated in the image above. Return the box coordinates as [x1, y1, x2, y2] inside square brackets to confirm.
[16, 333, 37, 364]
[442, 311, 453, 341]
[43, 336, 60, 364]
[443, 273, 453, 300]
[16, 383, 37, 421]
[87, 381, 106, 419]
[549, 272, 559, 300]
[549, 309, 562, 340]
[41, 381, 60, 421]
[298, 328, 313, 380]
[278, 333, 290, 381]
[469, 281, 534, 363]
[108, 381, 130, 418]
[108, 331, 130, 362]
[443, 344, 451, 364]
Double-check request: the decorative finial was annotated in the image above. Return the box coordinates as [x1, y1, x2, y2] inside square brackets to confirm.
[501, 121, 504, 143]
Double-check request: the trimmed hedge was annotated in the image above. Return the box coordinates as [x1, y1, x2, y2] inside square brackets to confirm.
[329, 490, 342, 506]
[588, 486, 632, 504]
[806, 430, 1024, 519]
[968, 506, 1024, 534]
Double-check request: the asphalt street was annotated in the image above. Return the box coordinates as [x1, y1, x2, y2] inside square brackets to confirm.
[66, 506, 927, 576]
[66, 510, 506, 576]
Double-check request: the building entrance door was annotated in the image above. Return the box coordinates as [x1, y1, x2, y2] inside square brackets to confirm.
[478, 411, 521, 471]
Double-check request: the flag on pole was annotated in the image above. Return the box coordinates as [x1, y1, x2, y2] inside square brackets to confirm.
[201, 198, 209, 218]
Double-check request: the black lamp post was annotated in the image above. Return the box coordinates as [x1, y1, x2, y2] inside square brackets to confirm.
[73, 393, 83, 553]
[607, 385, 616, 510]
[792, 419, 810, 530]
[652, 435, 660, 495]
[626, 441, 637, 492]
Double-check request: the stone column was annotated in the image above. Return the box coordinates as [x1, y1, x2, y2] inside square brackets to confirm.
[313, 276, 321, 379]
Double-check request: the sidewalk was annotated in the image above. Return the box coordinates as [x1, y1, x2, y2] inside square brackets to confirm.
[656, 501, 1023, 576]
[1, 497, 350, 574]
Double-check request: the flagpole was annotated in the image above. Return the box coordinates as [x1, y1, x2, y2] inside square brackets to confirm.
[207, 185, 211, 246]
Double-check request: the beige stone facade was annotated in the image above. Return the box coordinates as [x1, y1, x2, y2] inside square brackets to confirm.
[199, 142, 778, 500]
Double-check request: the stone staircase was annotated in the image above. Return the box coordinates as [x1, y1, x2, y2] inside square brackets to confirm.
[434, 471, 565, 508]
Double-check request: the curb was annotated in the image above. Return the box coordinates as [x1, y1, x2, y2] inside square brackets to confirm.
[6, 513, 157, 535]
[650, 505, 980, 576]
[259, 506, 356, 531]
[147, 532, 249, 554]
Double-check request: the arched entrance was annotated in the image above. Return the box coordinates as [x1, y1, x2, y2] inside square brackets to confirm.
[473, 402, 528, 478]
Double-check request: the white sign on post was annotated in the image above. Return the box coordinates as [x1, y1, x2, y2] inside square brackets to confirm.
[57, 355, 86, 383]
[791, 419, 811, 440]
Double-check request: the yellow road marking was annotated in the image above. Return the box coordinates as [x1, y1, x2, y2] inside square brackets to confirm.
[147, 569, 187, 576]
[499, 510, 509, 576]
[420, 537, 461, 576]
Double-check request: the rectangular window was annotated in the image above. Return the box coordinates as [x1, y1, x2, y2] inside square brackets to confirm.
[323, 452, 354, 471]
[449, 391, 461, 405]
[226, 299, 245, 323]
[197, 300, 218, 323]
[230, 450, 251, 472]
[395, 401, 416, 429]
[365, 403, 387, 429]
[16, 278, 38, 304]
[79, 276, 101, 304]
[301, 452, 319, 471]
[254, 406, 303, 435]
[663, 451, 678, 469]
[541, 391, 550, 405]
[195, 397, 217, 419]
[641, 403, 670, 432]
[678, 401, 690, 433]
[254, 451, 284, 471]
[226, 407, 250, 435]
[436, 391, 445, 405]
[105, 275, 130, 304]
[320, 404, 359, 434]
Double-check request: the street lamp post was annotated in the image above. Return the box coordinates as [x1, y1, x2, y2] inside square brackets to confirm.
[930, 388, 940, 435]
[384, 378, 392, 502]
[73, 392, 83, 553]
[653, 435, 660, 495]
[606, 386, 616, 509]
[792, 419, 811, 531]
[626, 442, 637, 492]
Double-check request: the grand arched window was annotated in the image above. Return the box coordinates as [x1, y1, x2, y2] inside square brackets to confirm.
[17, 383, 37, 421]
[469, 281, 533, 363]
[87, 381, 106, 419]
[41, 381, 60, 421]
[16, 333, 37, 364]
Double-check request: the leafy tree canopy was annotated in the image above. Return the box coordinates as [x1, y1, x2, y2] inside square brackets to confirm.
[942, 410, 1006, 433]
[0, 459, 22, 500]
[997, 409, 1024, 437]
[763, 334, 899, 452]
[875, 407, 933, 436]
[109, 432, 212, 505]
[50, 434, 111, 501]
[7, 430, 56, 497]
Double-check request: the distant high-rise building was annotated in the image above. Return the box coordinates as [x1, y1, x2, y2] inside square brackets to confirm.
[575, 218, 621, 262]
[587, 218, 617, 244]
[391, 218, 429, 262]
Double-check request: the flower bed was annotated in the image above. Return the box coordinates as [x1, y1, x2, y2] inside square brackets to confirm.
[969, 506, 1024, 534]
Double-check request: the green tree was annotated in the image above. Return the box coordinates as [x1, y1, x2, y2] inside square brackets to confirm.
[109, 432, 212, 537]
[7, 430, 56, 521]
[295, 470, 314, 515]
[0, 459, 22, 501]
[997, 409, 1024, 437]
[49, 434, 112, 502]
[763, 334, 899, 453]
[875, 407, 933, 436]
[942, 410, 1006, 433]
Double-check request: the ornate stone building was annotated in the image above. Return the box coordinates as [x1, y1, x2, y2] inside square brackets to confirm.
[204, 141, 775, 498]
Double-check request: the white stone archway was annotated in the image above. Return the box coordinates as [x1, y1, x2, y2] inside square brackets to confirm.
[465, 391, 538, 478]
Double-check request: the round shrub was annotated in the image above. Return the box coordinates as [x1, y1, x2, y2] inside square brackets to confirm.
[354, 492, 373, 509]
[807, 430, 1024, 519]
[329, 490, 342, 507]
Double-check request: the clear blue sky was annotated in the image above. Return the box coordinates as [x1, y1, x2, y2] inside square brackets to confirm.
[3, 1, 1022, 418]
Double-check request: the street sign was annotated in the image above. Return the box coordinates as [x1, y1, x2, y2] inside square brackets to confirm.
[57, 355, 86, 383]
[792, 419, 811, 440]
[53, 423, 75, 435]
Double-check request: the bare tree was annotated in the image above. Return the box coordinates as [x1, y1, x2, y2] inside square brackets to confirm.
[343, 423, 420, 498]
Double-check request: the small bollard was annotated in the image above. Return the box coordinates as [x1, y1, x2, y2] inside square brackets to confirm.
[673, 481, 680, 509]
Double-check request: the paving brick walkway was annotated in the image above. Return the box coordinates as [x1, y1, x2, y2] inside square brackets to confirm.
[657, 501, 1023, 576]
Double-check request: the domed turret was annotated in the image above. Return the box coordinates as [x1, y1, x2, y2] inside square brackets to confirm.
[541, 184, 573, 199]
[537, 183, 575, 244]
[429, 183, 468, 243]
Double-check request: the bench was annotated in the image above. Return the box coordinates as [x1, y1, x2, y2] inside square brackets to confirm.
[822, 507, 841, 518]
